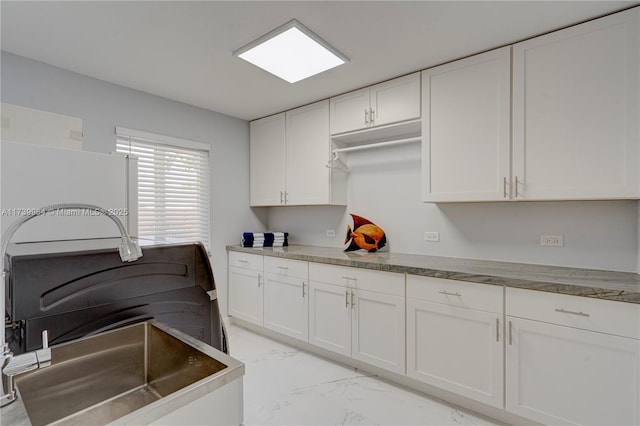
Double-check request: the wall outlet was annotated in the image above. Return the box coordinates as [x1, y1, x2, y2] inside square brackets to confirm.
[326, 229, 336, 238]
[424, 232, 440, 242]
[541, 235, 564, 247]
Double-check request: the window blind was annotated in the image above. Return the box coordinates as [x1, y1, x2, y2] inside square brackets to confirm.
[116, 130, 210, 250]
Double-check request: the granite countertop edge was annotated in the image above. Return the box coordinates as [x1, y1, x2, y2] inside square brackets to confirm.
[227, 245, 640, 304]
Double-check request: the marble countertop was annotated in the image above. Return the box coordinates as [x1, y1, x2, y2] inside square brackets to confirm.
[227, 245, 640, 304]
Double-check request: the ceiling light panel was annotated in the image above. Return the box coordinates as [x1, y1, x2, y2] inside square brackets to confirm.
[234, 19, 348, 83]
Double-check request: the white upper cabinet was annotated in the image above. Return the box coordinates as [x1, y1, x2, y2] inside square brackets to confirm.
[512, 7, 640, 200]
[422, 7, 640, 203]
[250, 113, 286, 206]
[422, 47, 511, 202]
[329, 88, 371, 135]
[330, 73, 421, 135]
[286, 100, 344, 205]
[250, 100, 346, 207]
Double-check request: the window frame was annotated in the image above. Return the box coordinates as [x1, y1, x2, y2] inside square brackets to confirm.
[115, 126, 211, 251]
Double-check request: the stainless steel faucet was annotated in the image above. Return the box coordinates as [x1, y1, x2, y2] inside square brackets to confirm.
[0, 203, 142, 406]
[1, 330, 51, 406]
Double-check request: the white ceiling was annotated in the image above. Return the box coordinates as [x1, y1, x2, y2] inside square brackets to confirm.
[2, 1, 638, 121]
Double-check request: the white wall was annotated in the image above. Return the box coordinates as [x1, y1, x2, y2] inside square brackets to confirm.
[268, 142, 640, 272]
[0, 51, 267, 314]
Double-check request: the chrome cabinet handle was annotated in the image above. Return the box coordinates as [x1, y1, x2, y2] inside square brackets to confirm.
[345, 290, 350, 308]
[496, 318, 500, 342]
[277, 266, 289, 270]
[280, 191, 284, 204]
[284, 191, 289, 204]
[364, 108, 369, 125]
[438, 290, 462, 297]
[258, 274, 262, 287]
[514, 176, 520, 198]
[341, 276, 357, 282]
[503, 177, 508, 198]
[370, 108, 375, 125]
[509, 321, 513, 345]
[302, 282, 306, 298]
[237, 260, 249, 264]
[351, 291, 355, 307]
[555, 308, 590, 317]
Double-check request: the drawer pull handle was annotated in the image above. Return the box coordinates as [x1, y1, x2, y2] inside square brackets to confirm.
[509, 321, 513, 345]
[258, 274, 262, 287]
[341, 276, 357, 282]
[302, 282, 306, 298]
[555, 308, 590, 317]
[496, 318, 500, 342]
[438, 290, 462, 297]
[345, 290, 350, 308]
[351, 291, 355, 307]
[277, 266, 289, 270]
[237, 260, 249, 264]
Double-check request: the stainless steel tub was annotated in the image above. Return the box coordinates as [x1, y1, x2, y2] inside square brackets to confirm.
[13, 321, 244, 425]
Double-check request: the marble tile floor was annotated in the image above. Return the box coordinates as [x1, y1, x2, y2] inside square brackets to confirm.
[226, 324, 503, 426]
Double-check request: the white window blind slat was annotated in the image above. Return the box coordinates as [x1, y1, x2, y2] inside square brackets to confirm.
[116, 134, 210, 249]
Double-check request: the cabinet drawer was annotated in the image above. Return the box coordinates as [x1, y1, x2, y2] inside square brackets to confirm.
[309, 262, 404, 297]
[228, 251, 263, 271]
[507, 287, 640, 339]
[264, 256, 308, 279]
[407, 275, 503, 314]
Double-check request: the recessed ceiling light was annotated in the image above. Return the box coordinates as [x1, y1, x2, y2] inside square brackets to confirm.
[233, 19, 349, 84]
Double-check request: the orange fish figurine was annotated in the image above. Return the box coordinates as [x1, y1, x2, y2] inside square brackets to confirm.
[344, 214, 387, 252]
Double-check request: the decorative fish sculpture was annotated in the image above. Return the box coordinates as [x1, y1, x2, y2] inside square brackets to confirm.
[344, 214, 387, 252]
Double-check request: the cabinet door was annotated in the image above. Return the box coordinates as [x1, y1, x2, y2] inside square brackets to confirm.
[351, 289, 405, 375]
[370, 73, 421, 128]
[422, 47, 511, 202]
[250, 113, 286, 206]
[285, 100, 331, 205]
[407, 299, 503, 408]
[263, 273, 308, 342]
[512, 8, 640, 200]
[506, 317, 640, 425]
[329, 88, 370, 135]
[308, 281, 351, 356]
[228, 266, 263, 325]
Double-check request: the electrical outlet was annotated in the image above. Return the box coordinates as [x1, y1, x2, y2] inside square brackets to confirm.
[541, 235, 563, 247]
[424, 232, 440, 242]
[326, 229, 336, 238]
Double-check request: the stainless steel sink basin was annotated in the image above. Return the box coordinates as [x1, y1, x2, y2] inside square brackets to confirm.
[13, 321, 243, 426]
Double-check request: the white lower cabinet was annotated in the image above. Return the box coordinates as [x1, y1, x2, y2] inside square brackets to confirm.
[308, 263, 406, 375]
[308, 281, 352, 356]
[263, 257, 309, 342]
[506, 288, 640, 425]
[351, 288, 405, 372]
[229, 250, 640, 426]
[406, 276, 504, 408]
[228, 253, 264, 326]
